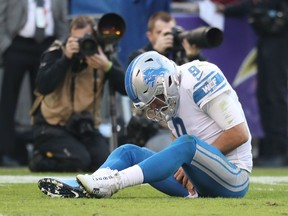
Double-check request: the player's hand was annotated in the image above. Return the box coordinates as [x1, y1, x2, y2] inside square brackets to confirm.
[174, 167, 189, 187]
[174, 167, 196, 196]
[64, 36, 79, 59]
[85, 46, 111, 71]
[153, 29, 174, 54]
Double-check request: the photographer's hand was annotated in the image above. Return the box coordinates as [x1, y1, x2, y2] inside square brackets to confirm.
[153, 29, 174, 54]
[64, 36, 79, 59]
[182, 38, 201, 59]
[215, 3, 225, 13]
[85, 46, 112, 72]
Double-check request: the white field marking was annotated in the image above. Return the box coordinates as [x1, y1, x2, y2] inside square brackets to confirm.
[250, 176, 288, 185]
[0, 175, 287, 184]
[0, 176, 75, 184]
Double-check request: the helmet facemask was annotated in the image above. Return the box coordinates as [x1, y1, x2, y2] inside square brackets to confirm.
[143, 75, 179, 123]
[145, 94, 179, 122]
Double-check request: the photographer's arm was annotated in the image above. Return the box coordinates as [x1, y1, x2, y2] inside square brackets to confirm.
[36, 37, 79, 94]
[36, 49, 72, 95]
[85, 46, 126, 95]
[105, 55, 127, 96]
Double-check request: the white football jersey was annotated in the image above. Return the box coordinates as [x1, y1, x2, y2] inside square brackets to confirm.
[167, 60, 253, 172]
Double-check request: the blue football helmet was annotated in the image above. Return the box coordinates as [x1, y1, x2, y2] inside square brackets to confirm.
[125, 51, 180, 122]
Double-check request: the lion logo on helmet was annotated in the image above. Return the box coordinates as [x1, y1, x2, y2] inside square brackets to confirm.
[142, 58, 167, 88]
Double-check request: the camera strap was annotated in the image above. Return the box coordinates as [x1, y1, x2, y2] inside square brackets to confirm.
[70, 70, 97, 116]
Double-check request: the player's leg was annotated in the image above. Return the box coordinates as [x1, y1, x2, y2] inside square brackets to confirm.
[139, 135, 249, 198]
[76, 135, 196, 197]
[77, 134, 249, 198]
[137, 135, 197, 182]
[95, 144, 190, 197]
[38, 143, 189, 198]
[97, 144, 154, 170]
[181, 136, 250, 198]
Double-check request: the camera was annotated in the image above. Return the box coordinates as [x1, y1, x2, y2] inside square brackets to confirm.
[66, 111, 95, 138]
[249, 8, 288, 36]
[78, 13, 126, 57]
[169, 25, 224, 51]
[78, 34, 98, 56]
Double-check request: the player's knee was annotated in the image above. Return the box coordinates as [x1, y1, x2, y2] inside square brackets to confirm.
[174, 135, 197, 150]
[168, 135, 198, 162]
[115, 144, 145, 161]
[118, 143, 142, 152]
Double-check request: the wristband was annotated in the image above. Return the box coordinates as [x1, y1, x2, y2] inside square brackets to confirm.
[104, 61, 113, 72]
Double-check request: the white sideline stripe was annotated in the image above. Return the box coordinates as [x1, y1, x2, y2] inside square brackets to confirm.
[250, 176, 288, 185]
[0, 175, 287, 184]
[0, 176, 74, 184]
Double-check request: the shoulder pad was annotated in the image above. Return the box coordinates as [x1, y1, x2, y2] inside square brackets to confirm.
[47, 40, 63, 52]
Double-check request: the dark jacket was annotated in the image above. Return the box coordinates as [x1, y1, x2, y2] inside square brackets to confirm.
[223, 0, 288, 36]
[0, 0, 68, 55]
[32, 40, 126, 127]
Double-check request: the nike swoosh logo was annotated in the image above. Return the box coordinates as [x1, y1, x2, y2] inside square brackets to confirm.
[197, 71, 203, 81]
[71, 190, 79, 198]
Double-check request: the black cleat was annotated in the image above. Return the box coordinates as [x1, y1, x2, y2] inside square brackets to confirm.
[38, 177, 95, 198]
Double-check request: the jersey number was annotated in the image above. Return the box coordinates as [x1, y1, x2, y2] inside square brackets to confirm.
[188, 65, 202, 81]
[172, 117, 187, 137]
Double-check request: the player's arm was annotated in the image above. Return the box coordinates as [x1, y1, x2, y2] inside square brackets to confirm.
[203, 91, 250, 154]
[212, 123, 249, 154]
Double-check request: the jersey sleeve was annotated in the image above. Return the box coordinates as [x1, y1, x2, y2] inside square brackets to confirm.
[203, 92, 245, 130]
[189, 61, 231, 108]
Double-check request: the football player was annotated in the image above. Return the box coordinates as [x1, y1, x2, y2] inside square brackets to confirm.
[39, 51, 252, 198]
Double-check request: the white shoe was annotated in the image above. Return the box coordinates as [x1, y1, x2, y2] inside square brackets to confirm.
[92, 167, 114, 176]
[76, 168, 122, 198]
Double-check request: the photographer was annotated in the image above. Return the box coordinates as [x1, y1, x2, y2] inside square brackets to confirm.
[126, 11, 208, 150]
[29, 15, 127, 172]
[128, 11, 207, 65]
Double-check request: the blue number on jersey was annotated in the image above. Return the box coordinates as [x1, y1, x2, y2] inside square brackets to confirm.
[172, 117, 187, 137]
[188, 65, 202, 81]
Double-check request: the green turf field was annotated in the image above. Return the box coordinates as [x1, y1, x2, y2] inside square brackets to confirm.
[0, 167, 287, 216]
